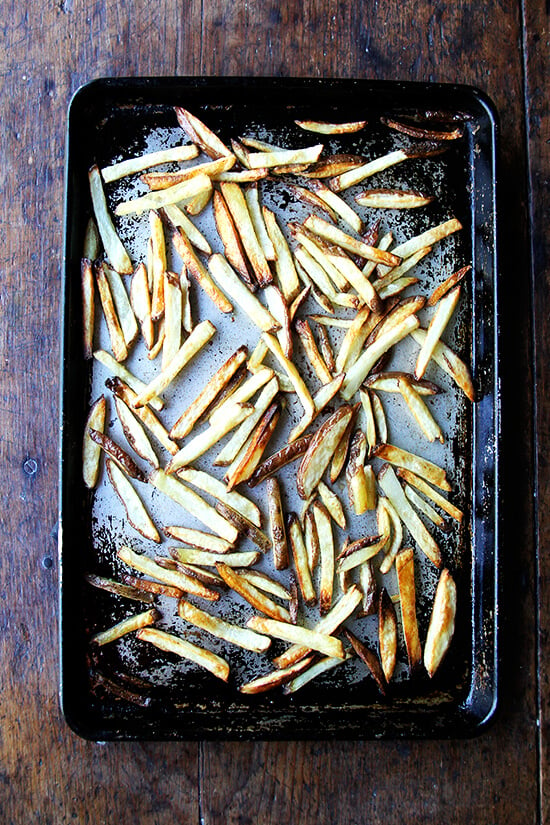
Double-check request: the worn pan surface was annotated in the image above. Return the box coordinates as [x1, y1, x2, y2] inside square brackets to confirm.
[60, 77, 499, 740]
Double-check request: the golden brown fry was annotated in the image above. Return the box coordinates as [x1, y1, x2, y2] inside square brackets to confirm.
[91, 608, 159, 647]
[395, 467, 463, 522]
[164, 525, 234, 554]
[114, 396, 159, 469]
[297, 405, 355, 499]
[346, 430, 368, 515]
[88, 429, 146, 482]
[288, 513, 316, 605]
[130, 262, 154, 350]
[118, 544, 220, 601]
[178, 599, 271, 653]
[294, 119, 366, 134]
[267, 477, 288, 570]
[295, 319, 332, 384]
[427, 265, 471, 306]
[172, 229, 233, 314]
[82, 395, 106, 489]
[162, 271, 182, 368]
[101, 144, 199, 183]
[224, 401, 281, 490]
[208, 254, 280, 333]
[174, 107, 232, 159]
[81, 259, 95, 359]
[390, 218, 462, 260]
[94, 262, 127, 362]
[121, 574, 183, 600]
[162, 203, 212, 256]
[371, 443, 450, 491]
[142, 156, 235, 189]
[411, 328, 475, 402]
[343, 628, 386, 695]
[247, 616, 344, 659]
[247, 434, 312, 487]
[424, 568, 457, 676]
[379, 588, 398, 682]
[212, 190, 255, 288]
[105, 377, 177, 454]
[215, 501, 271, 553]
[88, 165, 132, 274]
[355, 189, 434, 209]
[313, 500, 334, 615]
[415, 284, 461, 379]
[395, 548, 422, 672]
[219, 182, 273, 287]
[300, 154, 365, 178]
[137, 627, 230, 681]
[317, 481, 346, 529]
[177, 466, 261, 527]
[170, 546, 260, 567]
[381, 117, 463, 141]
[216, 563, 290, 622]
[239, 657, 315, 694]
[398, 377, 443, 442]
[329, 409, 357, 484]
[106, 459, 159, 541]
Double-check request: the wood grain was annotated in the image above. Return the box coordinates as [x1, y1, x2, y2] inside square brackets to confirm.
[0, 0, 544, 821]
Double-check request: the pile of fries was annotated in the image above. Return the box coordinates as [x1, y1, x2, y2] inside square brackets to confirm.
[82, 107, 471, 699]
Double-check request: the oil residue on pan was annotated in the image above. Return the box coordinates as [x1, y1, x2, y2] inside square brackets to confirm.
[61, 79, 498, 740]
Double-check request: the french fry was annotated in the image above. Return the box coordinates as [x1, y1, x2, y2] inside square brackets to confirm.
[395, 468, 463, 522]
[336, 534, 387, 573]
[88, 429, 146, 482]
[381, 117, 463, 141]
[424, 568, 457, 677]
[365, 371, 440, 396]
[404, 483, 447, 529]
[103, 264, 139, 348]
[411, 328, 475, 401]
[300, 154, 366, 178]
[398, 376, 443, 442]
[343, 629, 386, 695]
[120, 575, 183, 600]
[105, 459, 159, 542]
[170, 346, 248, 439]
[137, 627, 230, 681]
[377, 464, 442, 567]
[180, 268, 193, 333]
[288, 513, 316, 605]
[214, 377, 279, 467]
[427, 265, 470, 306]
[82, 395, 107, 489]
[379, 588, 398, 682]
[273, 586, 362, 669]
[284, 650, 352, 693]
[415, 284, 461, 379]
[346, 430, 368, 515]
[239, 657, 315, 694]
[371, 443, 450, 491]
[149, 211, 166, 321]
[360, 389, 377, 454]
[212, 190, 255, 288]
[166, 402, 253, 472]
[246, 144, 323, 169]
[91, 608, 159, 647]
[341, 314, 420, 400]
[115, 174, 212, 217]
[335, 306, 371, 374]
[289, 224, 350, 292]
[329, 144, 444, 192]
[263, 207, 301, 302]
[215, 501, 271, 553]
[294, 119, 366, 134]
[317, 481, 346, 529]
[178, 599, 271, 653]
[247, 434, 312, 487]
[267, 477, 288, 570]
[236, 569, 291, 602]
[105, 377, 177, 454]
[375, 245, 432, 288]
[262, 332, 316, 427]
[245, 184, 276, 260]
[284, 182, 339, 222]
[147, 320, 165, 360]
[224, 401, 281, 490]
[133, 319, 216, 407]
[94, 263, 127, 362]
[149, 469, 239, 543]
[164, 525, 234, 554]
[85, 572, 155, 604]
[216, 563, 290, 622]
[172, 229, 233, 314]
[304, 213, 399, 267]
[329, 409, 357, 483]
[162, 203, 212, 256]
[308, 179, 363, 233]
[358, 559, 377, 617]
[81, 259, 95, 359]
[174, 107, 232, 159]
[364, 464, 377, 511]
[101, 144, 199, 183]
[210, 367, 274, 425]
[247, 616, 344, 659]
[130, 263, 154, 350]
[295, 319, 332, 384]
[390, 217, 462, 261]
[219, 182, 273, 287]
[316, 324, 336, 374]
[114, 396, 159, 468]
[216, 169, 269, 183]
[207, 254, 280, 333]
[161, 272, 182, 369]
[170, 546, 260, 567]
[379, 496, 403, 575]
[83, 217, 101, 260]
[118, 544, 220, 601]
[297, 404, 355, 499]
[88, 165, 133, 274]
[355, 189, 434, 209]
[294, 246, 357, 309]
[304, 508, 320, 573]
[313, 500, 335, 614]
[395, 548, 422, 672]
[177, 466, 262, 528]
[141, 155, 235, 189]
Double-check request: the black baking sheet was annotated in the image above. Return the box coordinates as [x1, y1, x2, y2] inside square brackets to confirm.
[60, 77, 499, 740]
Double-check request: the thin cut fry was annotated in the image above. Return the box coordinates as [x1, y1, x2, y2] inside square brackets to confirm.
[88, 165, 132, 274]
[101, 144, 199, 183]
[247, 616, 344, 659]
[137, 627, 230, 681]
[178, 599, 271, 653]
[91, 608, 159, 647]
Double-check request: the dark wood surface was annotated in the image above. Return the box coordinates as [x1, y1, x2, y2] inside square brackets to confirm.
[0, 0, 546, 822]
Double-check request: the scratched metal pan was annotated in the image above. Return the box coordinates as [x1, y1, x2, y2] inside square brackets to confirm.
[60, 77, 499, 740]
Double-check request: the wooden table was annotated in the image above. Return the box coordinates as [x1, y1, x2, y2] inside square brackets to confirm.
[1, 1, 547, 822]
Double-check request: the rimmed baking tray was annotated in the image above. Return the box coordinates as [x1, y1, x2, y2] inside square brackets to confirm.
[60, 77, 499, 740]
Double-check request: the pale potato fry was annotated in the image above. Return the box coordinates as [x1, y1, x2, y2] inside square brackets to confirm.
[214, 377, 280, 467]
[162, 202, 212, 255]
[304, 509, 320, 573]
[290, 224, 350, 292]
[288, 513, 316, 605]
[177, 467, 262, 528]
[395, 467, 463, 522]
[88, 165, 133, 274]
[239, 657, 315, 694]
[398, 376, 443, 442]
[164, 525, 234, 554]
[118, 544, 220, 601]
[101, 144, 199, 183]
[266, 477, 288, 570]
[114, 396, 159, 468]
[247, 615, 344, 659]
[328, 147, 411, 192]
[317, 481, 346, 529]
[371, 392, 388, 443]
[390, 217, 462, 260]
[346, 430, 368, 515]
[83, 217, 101, 259]
[313, 500, 335, 614]
[246, 144, 323, 169]
[396, 548, 422, 672]
[174, 107, 232, 159]
[262, 333, 316, 427]
[83, 395, 106, 489]
[297, 404, 355, 499]
[216, 563, 290, 622]
[404, 483, 447, 528]
[371, 443, 450, 491]
[219, 182, 273, 287]
[216, 169, 269, 183]
[133, 319, 216, 407]
[375, 245, 432, 287]
[172, 228, 233, 313]
[355, 189, 434, 209]
[263, 207, 301, 302]
[171, 546, 260, 567]
[137, 627, 230, 681]
[115, 174, 212, 217]
[149, 210, 166, 321]
[105, 377, 177, 454]
[104, 265, 139, 349]
[294, 119, 366, 134]
[167, 403, 253, 472]
[162, 271, 183, 369]
[210, 367, 274, 425]
[224, 402, 281, 490]
[336, 534, 387, 573]
[284, 651, 352, 693]
[378, 496, 403, 575]
[105, 459, 160, 542]
[94, 263, 127, 362]
[365, 371, 440, 396]
[378, 464, 442, 567]
[130, 263, 154, 349]
[142, 155, 235, 189]
[309, 179, 363, 233]
[212, 190, 255, 288]
[207, 254, 280, 332]
[81, 259, 95, 359]
[237, 569, 291, 602]
[180, 268, 193, 333]
[245, 184, 276, 260]
[91, 608, 159, 647]
[178, 599, 271, 653]
[411, 328, 475, 401]
[379, 587, 398, 682]
[360, 389, 376, 454]
[295, 319, 332, 384]
[304, 213, 400, 267]
[415, 284, 461, 379]
[424, 568, 457, 677]
[148, 469, 239, 543]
